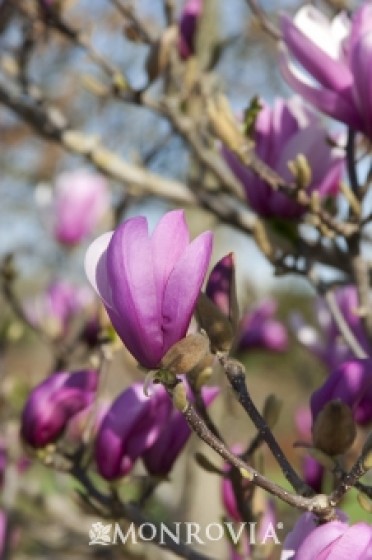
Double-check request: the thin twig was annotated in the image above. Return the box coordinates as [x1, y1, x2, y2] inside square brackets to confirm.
[218, 354, 312, 496]
[323, 289, 367, 359]
[330, 455, 371, 506]
[245, 0, 281, 40]
[179, 399, 334, 519]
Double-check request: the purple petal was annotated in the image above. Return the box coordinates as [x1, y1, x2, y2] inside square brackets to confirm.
[95, 384, 170, 480]
[279, 46, 362, 130]
[348, 3, 372, 59]
[283, 514, 346, 556]
[161, 231, 213, 350]
[311, 359, 372, 421]
[107, 217, 163, 368]
[281, 14, 352, 91]
[350, 31, 372, 138]
[151, 209, 190, 301]
[327, 523, 372, 559]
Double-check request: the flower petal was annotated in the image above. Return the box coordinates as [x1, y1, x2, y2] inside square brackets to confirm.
[293, 5, 349, 59]
[84, 231, 114, 307]
[350, 31, 372, 138]
[281, 13, 352, 91]
[279, 45, 362, 129]
[151, 209, 190, 300]
[107, 217, 163, 368]
[161, 231, 213, 350]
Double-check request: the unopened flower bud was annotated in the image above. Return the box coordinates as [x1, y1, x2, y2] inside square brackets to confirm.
[160, 333, 211, 375]
[312, 400, 356, 456]
[21, 370, 98, 448]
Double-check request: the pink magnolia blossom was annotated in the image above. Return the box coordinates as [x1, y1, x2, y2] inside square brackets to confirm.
[223, 97, 344, 218]
[283, 512, 372, 559]
[21, 370, 98, 448]
[24, 280, 93, 339]
[95, 381, 218, 480]
[280, 3, 372, 138]
[85, 210, 213, 369]
[53, 169, 109, 246]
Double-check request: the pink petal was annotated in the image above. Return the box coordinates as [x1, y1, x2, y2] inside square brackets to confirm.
[151, 209, 190, 300]
[281, 14, 352, 91]
[350, 31, 372, 138]
[107, 217, 163, 368]
[279, 46, 362, 129]
[328, 523, 372, 559]
[162, 231, 213, 350]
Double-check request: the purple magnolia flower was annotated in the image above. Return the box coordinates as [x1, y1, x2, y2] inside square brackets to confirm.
[222, 97, 344, 219]
[96, 382, 219, 480]
[178, 0, 203, 60]
[24, 280, 94, 339]
[283, 512, 372, 559]
[311, 359, 372, 426]
[290, 285, 372, 371]
[280, 3, 372, 138]
[85, 210, 213, 369]
[142, 386, 219, 476]
[237, 299, 288, 353]
[53, 169, 109, 246]
[21, 370, 98, 448]
[95, 383, 172, 480]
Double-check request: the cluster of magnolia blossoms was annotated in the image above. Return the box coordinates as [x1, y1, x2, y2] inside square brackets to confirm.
[20, 370, 219, 479]
[223, 96, 344, 219]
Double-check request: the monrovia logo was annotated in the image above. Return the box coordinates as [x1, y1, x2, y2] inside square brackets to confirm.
[88, 520, 292, 550]
[89, 522, 112, 545]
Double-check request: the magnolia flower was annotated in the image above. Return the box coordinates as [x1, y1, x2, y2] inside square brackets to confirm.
[280, 3, 372, 138]
[311, 359, 372, 426]
[96, 382, 219, 480]
[85, 210, 213, 369]
[222, 97, 344, 218]
[237, 299, 288, 353]
[95, 383, 173, 480]
[53, 169, 109, 246]
[24, 280, 94, 339]
[178, 0, 203, 60]
[21, 370, 98, 448]
[283, 512, 372, 559]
